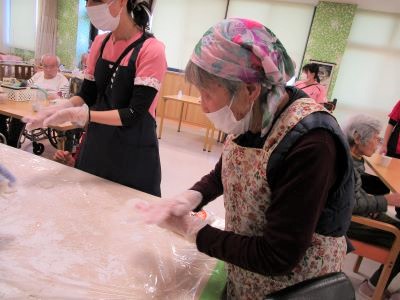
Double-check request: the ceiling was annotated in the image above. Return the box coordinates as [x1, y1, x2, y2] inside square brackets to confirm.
[280, 0, 400, 13]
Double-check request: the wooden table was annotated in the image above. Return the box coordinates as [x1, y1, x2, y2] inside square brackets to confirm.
[0, 144, 222, 299]
[158, 94, 218, 152]
[0, 98, 76, 150]
[364, 153, 400, 193]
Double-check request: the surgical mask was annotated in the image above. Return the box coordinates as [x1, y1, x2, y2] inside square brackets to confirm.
[87, 1, 121, 32]
[205, 95, 253, 135]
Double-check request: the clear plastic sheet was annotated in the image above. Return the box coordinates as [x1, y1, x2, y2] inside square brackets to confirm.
[0, 144, 222, 299]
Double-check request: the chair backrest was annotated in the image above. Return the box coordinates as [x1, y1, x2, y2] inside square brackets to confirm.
[264, 272, 355, 300]
[350, 215, 400, 300]
[0, 63, 34, 80]
[323, 98, 338, 112]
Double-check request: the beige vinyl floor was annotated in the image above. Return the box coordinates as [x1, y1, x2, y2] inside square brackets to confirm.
[18, 117, 400, 299]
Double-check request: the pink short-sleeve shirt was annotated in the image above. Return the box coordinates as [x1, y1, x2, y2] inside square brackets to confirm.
[294, 81, 327, 104]
[85, 32, 167, 118]
[388, 100, 400, 154]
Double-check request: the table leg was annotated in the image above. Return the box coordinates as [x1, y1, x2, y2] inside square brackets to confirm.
[56, 131, 66, 151]
[207, 127, 216, 152]
[203, 126, 210, 151]
[158, 98, 167, 139]
[177, 102, 185, 132]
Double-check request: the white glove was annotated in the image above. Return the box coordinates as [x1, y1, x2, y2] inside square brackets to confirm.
[43, 104, 89, 128]
[134, 190, 203, 225]
[171, 190, 202, 216]
[0, 164, 16, 187]
[159, 213, 208, 243]
[22, 100, 73, 131]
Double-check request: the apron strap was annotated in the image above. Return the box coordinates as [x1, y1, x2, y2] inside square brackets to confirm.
[99, 32, 150, 96]
[299, 83, 320, 90]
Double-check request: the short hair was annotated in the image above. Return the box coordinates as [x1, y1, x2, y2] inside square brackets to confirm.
[343, 114, 382, 146]
[40, 54, 60, 66]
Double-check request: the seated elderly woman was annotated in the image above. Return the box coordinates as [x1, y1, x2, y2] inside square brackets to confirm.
[343, 114, 400, 299]
[136, 18, 354, 298]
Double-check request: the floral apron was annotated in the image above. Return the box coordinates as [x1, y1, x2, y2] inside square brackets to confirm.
[221, 98, 347, 299]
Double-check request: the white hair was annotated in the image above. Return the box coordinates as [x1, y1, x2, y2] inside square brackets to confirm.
[40, 54, 60, 66]
[343, 114, 382, 146]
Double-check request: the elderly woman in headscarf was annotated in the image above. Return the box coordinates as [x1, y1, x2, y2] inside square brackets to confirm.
[136, 18, 354, 298]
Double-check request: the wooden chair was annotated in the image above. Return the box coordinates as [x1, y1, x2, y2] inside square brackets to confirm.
[0, 63, 34, 80]
[350, 215, 400, 300]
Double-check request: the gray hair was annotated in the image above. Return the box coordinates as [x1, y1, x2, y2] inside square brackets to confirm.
[343, 114, 382, 146]
[40, 54, 60, 66]
[185, 60, 241, 97]
[185, 60, 270, 101]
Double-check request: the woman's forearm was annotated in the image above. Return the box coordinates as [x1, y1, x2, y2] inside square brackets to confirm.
[90, 109, 122, 126]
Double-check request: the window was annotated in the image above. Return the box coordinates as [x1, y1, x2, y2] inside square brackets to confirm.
[151, 0, 227, 70]
[226, 0, 314, 77]
[332, 10, 400, 112]
[8, 0, 38, 50]
[151, 0, 313, 73]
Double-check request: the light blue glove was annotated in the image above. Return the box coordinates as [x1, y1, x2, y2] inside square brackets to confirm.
[0, 164, 16, 187]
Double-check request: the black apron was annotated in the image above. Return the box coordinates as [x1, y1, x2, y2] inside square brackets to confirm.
[76, 33, 161, 196]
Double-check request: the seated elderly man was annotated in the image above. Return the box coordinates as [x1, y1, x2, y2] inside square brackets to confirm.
[28, 54, 69, 99]
[1, 54, 69, 148]
[344, 114, 400, 299]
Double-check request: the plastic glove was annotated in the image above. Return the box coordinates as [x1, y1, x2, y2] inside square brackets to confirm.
[159, 213, 208, 243]
[134, 190, 203, 225]
[135, 199, 176, 225]
[22, 100, 73, 131]
[43, 104, 89, 128]
[0, 164, 17, 194]
[0, 164, 16, 187]
[171, 190, 202, 216]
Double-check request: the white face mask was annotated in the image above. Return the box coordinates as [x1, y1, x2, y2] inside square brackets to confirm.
[87, 1, 121, 32]
[205, 95, 253, 135]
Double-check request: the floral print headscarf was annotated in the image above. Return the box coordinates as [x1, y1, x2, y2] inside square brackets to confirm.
[191, 18, 295, 137]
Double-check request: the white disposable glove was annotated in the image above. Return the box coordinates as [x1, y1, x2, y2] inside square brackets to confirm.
[0, 164, 16, 187]
[171, 190, 203, 216]
[43, 104, 89, 128]
[159, 213, 208, 243]
[134, 190, 203, 225]
[22, 100, 73, 131]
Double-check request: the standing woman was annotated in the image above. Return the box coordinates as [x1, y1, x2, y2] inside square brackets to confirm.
[380, 100, 400, 219]
[23, 0, 167, 196]
[295, 63, 327, 103]
[380, 100, 400, 159]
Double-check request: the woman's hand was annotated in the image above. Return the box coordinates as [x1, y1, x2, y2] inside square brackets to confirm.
[159, 213, 208, 243]
[22, 100, 74, 130]
[54, 150, 75, 167]
[134, 190, 203, 225]
[385, 193, 400, 207]
[43, 104, 89, 128]
[379, 144, 387, 155]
